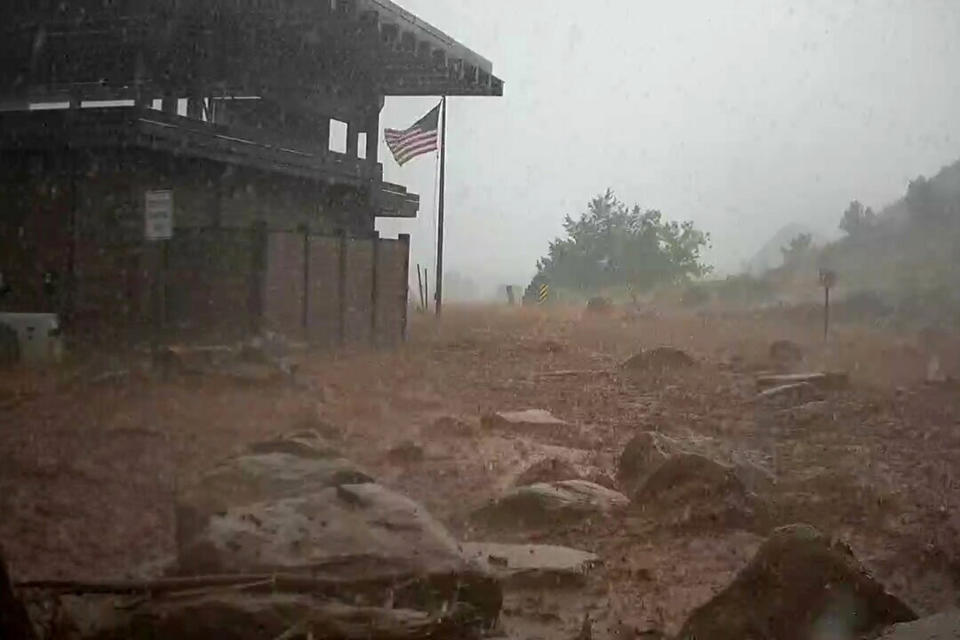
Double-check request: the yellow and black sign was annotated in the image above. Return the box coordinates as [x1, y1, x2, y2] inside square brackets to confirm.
[538, 283, 550, 304]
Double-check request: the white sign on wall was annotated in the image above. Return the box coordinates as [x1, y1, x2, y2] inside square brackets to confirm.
[144, 190, 174, 241]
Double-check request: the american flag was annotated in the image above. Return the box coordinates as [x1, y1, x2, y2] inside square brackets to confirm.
[384, 104, 440, 166]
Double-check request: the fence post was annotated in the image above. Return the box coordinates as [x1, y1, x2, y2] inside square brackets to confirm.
[399, 233, 410, 342]
[370, 232, 380, 346]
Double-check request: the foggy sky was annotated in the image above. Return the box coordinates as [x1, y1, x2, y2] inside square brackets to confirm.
[376, 0, 960, 296]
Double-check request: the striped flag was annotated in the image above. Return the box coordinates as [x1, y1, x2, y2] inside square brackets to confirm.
[384, 104, 440, 166]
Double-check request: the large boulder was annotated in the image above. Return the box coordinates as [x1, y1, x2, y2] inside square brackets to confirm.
[177, 482, 501, 623]
[472, 480, 628, 530]
[615, 431, 680, 493]
[630, 453, 758, 530]
[676, 524, 917, 640]
[175, 431, 372, 549]
[877, 611, 960, 639]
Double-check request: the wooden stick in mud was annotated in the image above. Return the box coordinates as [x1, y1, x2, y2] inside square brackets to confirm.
[15, 573, 424, 597]
[416, 264, 425, 312]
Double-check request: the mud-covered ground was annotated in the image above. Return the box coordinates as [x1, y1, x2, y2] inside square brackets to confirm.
[2, 306, 959, 638]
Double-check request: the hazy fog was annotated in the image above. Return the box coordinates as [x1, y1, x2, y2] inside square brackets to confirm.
[376, 0, 960, 298]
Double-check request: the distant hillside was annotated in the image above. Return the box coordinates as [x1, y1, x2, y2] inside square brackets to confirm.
[802, 156, 960, 326]
[745, 223, 828, 275]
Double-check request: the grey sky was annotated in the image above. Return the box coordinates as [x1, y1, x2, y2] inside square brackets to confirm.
[376, 0, 960, 293]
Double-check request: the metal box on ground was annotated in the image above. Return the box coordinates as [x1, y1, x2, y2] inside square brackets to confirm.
[0, 313, 64, 365]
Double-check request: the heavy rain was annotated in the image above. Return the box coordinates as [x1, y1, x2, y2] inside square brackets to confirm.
[2, 1, 960, 639]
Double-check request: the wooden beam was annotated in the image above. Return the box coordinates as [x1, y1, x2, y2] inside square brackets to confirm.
[364, 108, 379, 163]
[346, 120, 358, 157]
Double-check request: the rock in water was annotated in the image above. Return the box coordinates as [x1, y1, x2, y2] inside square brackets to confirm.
[616, 431, 679, 493]
[514, 457, 583, 487]
[460, 542, 601, 588]
[177, 482, 501, 623]
[631, 453, 757, 531]
[481, 409, 577, 441]
[473, 480, 628, 530]
[877, 611, 960, 639]
[676, 524, 916, 640]
[621, 347, 695, 372]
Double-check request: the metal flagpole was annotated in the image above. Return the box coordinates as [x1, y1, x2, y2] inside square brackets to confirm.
[435, 96, 447, 317]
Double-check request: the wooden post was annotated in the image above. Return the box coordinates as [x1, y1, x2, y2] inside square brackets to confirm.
[365, 112, 379, 162]
[162, 96, 178, 115]
[370, 232, 380, 345]
[819, 269, 837, 342]
[337, 230, 348, 345]
[160, 239, 169, 333]
[65, 150, 79, 326]
[346, 121, 358, 157]
[186, 96, 203, 120]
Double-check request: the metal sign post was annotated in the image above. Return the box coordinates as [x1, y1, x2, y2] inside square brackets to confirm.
[435, 97, 447, 317]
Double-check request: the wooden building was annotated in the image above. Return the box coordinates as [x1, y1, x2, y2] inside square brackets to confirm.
[0, 0, 503, 345]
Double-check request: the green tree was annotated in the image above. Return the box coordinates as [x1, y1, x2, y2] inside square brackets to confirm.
[532, 190, 711, 293]
[781, 233, 813, 265]
[905, 175, 960, 225]
[839, 200, 876, 236]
